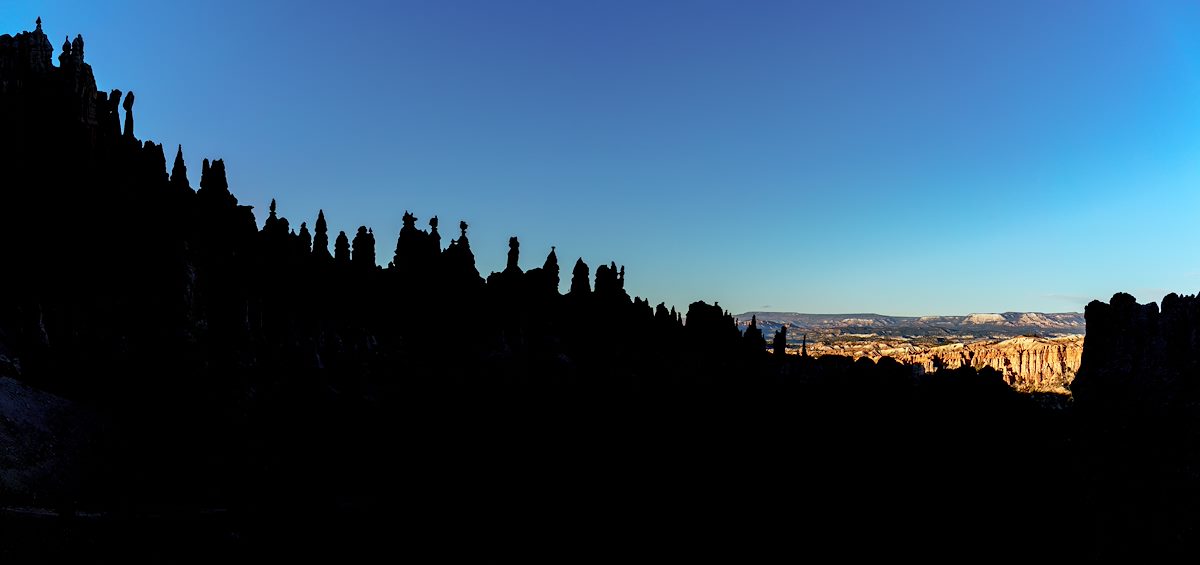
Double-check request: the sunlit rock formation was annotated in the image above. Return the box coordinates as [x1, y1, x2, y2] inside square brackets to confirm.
[886, 336, 1082, 392]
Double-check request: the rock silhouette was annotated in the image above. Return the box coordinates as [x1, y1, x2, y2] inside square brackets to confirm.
[313, 209, 331, 260]
[334, 230, 350, 262]
[1067, 291, 1200, 560]
[569, 257, 590, 296]
[121, 90, 133, 138]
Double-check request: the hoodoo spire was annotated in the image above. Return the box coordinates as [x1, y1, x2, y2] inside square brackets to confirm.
[170, 145, 188, 187]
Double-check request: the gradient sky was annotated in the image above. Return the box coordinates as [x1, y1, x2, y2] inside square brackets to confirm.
[6, 0, 1200, 315]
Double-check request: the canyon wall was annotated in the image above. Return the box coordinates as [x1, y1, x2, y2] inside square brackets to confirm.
[883, 336, 1082, 393]
[803, 336, 1084, 393]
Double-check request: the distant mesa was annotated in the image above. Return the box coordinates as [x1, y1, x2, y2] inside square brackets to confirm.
[738, 311, 1084, 337]
[963, 313, 1007, 325]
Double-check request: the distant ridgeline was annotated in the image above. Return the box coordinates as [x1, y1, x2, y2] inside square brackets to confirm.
[0, 20, 1189, 561]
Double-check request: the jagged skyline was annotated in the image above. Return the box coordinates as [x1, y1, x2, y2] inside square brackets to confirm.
[6, 1, 1200, 315]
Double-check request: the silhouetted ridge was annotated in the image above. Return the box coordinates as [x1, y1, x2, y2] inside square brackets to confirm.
[0, 19, 1090, 561]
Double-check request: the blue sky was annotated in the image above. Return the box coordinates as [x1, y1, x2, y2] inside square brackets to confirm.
[6, 1, 1200, 315]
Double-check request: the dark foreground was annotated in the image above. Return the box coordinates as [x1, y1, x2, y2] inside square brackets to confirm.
[0, 364, 1121, 562]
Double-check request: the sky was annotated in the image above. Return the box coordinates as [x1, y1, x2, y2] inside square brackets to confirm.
[5, 0, 1200, 315]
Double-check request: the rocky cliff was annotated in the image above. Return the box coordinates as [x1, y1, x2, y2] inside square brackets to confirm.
[796, 335, 1083, 393]
[739, 311, 1085, 393]
[882, 336, 1082, 393]
[1072, 291, 1199, 412]
[1068, 292, 1200, 559]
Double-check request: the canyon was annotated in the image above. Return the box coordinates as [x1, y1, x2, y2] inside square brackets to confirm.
[739, 312, 1084, 393]
[807, 335, 1083, 393]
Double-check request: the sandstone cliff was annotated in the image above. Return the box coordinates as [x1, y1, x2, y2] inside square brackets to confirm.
[888, 336, 1082, 393]
[803, 335, 1084, 393]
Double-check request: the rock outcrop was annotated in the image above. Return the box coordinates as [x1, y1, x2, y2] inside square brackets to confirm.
[1068, 292, 1200, 559]
[787, 335, 1083, 393]
[1, 21, 99, 127]
[1072, 291, 1198, 413]
[886, 336, 1082, 393]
